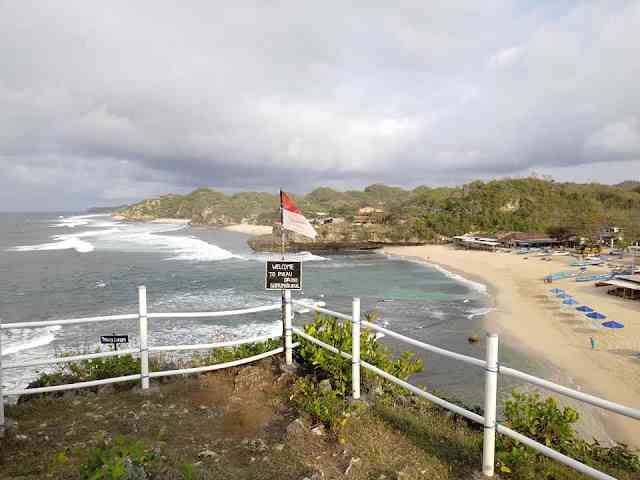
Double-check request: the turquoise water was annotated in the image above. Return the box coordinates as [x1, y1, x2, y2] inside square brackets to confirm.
[1, 213, 525, 405]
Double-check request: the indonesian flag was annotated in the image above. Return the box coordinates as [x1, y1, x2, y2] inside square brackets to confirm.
[280, 190, 317, 239]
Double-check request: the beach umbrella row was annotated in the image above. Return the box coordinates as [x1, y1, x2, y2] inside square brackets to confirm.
[549, 288, 624, 329]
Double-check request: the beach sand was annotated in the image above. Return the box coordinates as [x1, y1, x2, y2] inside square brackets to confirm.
[384, 245, 640, 447]
[223, 224, 273, 236]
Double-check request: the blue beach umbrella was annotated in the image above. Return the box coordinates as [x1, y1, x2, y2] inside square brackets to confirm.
[576, 306, 594, 313]
[586, 312, 606, 320]
[556, 293, 569, 299]
[563, 298, 578, 305]
[602, 321, 624, 329]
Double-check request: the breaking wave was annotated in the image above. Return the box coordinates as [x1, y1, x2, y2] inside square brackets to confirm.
[2, 326, 61, 356]
[10, 237, 95, 253]
[11, 215, 238, 262]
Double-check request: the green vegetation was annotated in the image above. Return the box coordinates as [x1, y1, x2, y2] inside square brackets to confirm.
[118, 177, 640, 243]
[497, 390, 639, 476]
[29, 339, 282, 391]
[290, 314, 639, 479]
[5, 316, 639, 479]
[31, 354, 142, 391]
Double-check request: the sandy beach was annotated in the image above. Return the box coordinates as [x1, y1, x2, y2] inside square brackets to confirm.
[223, 224, 273, 235]
[385, 245, 640, 448]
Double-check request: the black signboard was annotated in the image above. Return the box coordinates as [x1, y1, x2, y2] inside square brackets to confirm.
[265, 261, 302, 290]
[100, 334, 129, 351]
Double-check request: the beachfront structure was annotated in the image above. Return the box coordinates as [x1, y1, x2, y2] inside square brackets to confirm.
[452, 234, 500, 251]
[602, 274, 640, 300]
[497, 232, 559, 249]
[600, 226, 624, 247]
[353, 206, 387, 225]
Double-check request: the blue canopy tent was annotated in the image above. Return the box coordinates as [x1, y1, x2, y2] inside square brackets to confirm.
[563, 298, 578, 305]
[586, 312, 607, 320]
[576, 306, 594, 313]
[602, 321, 624, 329]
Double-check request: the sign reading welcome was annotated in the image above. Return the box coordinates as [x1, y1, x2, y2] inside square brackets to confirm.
[265, 261, 302, 290]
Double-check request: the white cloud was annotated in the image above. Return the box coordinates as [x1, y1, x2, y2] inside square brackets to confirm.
[1, 1, 639, 209]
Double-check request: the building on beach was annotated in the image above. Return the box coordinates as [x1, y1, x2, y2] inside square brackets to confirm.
[602, 274, 640, 301]
[452, 234, 501, 251]
[496, 232, 560, 249]
[600, 226, 624, 247]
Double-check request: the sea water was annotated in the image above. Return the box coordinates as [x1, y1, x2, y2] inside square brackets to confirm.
[0, 213, 578, 418]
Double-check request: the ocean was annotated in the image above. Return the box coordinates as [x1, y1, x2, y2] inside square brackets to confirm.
[0, 213, 545, 407]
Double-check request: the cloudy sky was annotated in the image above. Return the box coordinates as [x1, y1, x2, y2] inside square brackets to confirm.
[1, 1, 639, 210]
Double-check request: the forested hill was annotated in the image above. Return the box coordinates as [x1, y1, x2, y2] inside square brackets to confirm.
[116, 178, 640, 242]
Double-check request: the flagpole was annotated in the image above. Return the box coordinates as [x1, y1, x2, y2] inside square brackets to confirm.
[280, 189, 285, 261]
[280, 190, 286, 363]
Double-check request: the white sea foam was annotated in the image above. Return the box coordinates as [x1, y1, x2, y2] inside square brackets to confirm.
[466, 307, 495, 320]
[409, 260, 488, 294]
[251, 251, 328, 262]
[2, 326, 61, 356]
[14, 216, 238, 262]
[10, 237, 95, 253]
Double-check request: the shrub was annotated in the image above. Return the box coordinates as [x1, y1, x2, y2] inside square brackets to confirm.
[33, 354, 141, 391]
[80, 436, 156, 479]
[497, 389, 640, 476]
[295, 312, 423, 398]
[291, 312, 423, 427]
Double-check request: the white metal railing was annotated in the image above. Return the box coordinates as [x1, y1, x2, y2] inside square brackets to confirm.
[291, 298, 640, 480]
[3, 290, 639, 479]
[0, 285, 287, 437]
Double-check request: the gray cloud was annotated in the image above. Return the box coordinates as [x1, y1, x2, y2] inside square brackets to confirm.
[1, 1, 639, 210]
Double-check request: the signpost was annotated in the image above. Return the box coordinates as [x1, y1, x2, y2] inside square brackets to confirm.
[265, 260, 302, 290]
[100, 334, 129, 351]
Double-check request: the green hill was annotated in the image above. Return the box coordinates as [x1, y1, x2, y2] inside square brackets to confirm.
[117, 178, 640, 243]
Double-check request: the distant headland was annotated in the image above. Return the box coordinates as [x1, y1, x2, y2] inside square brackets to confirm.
[112, 177, 640, 251]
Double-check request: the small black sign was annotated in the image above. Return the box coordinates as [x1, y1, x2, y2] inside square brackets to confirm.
[265, 261, 302, 290]
[100, 335, 129, 345]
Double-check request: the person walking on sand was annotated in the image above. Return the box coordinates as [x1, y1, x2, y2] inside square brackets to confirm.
[590, 337, 596, 350]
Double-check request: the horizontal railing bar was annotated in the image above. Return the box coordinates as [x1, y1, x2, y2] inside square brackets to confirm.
[148, 304, 281, 319]
[496, 424, 615, 480]
[149, 334, 281, 352]
[360, 360, 484, 424]
[500, 365, 640, 421]
[5, 374, 142, 396]
[292, 327, 352, 360]
[3, 349, 138, 369]
[361, 320, 487, 368]
[1, 314, 138, 329]
[295, 326, 617, 480]
[293, 326, 482, 423]
[149, 347, 284, 378]
[291, 301, 352, 322]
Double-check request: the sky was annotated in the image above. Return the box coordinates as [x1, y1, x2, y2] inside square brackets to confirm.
[1, 1, 639, 210]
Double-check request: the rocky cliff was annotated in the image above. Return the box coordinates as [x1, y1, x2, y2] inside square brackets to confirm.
[248, 223, 425, 252]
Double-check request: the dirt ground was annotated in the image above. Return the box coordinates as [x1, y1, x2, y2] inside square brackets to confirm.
[0, 358, 485, 480]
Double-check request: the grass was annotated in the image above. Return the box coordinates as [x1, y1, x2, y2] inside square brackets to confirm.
[1, 358, 638, 479]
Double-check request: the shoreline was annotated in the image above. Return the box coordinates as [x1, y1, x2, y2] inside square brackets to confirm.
[111, 215, 272, 236]
[384, 245, 640, 448]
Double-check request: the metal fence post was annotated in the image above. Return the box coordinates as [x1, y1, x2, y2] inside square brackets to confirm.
[138, 286, 149, 390]
[351, 297, 361, 400]
[284, 290, 293, 365]
[0, 319, 5, 437]
[482, 333, 499, 476]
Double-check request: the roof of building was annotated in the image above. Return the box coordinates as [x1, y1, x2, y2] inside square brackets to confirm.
[615, 274, 640, 284]
[497, 232, 554, 242]
[603, 278, 640, 291]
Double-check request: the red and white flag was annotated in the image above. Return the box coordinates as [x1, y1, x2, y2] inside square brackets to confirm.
[280, 190, 317, 239]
